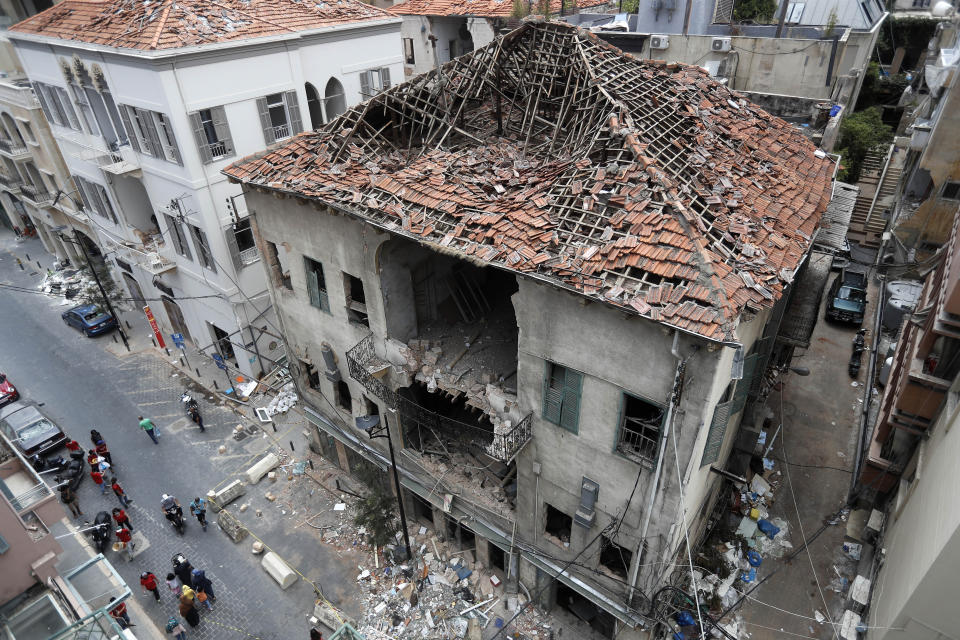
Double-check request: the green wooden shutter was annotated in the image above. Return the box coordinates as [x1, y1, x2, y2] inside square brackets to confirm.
[701, 400, 733, 467]
[189, 112, 212, 164]
[560, 369, 582, 434]
[140, 109, 163, 157]
[256, 97, 275, 144]
[305, 258, 320, 308]
[542, 364, 563, 425]
[284, 91, 303, 134]
[731, 353, 760, 414]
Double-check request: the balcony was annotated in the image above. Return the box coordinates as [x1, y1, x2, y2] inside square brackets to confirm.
[0, 173, 23, 193]
[20, 183, 55, 207]
[0, 431, 54, 516]
[57, 130, 140, 176]
[347, 334, 532, 464]
[0, 137, 29, 158]
[100, 233, 176, 275]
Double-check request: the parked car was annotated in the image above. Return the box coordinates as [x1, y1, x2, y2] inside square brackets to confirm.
[0, 373, 19, 407]
[61, 304, 117, 337]
[826, 265, 868, 325]
[0, 402, 67, 456]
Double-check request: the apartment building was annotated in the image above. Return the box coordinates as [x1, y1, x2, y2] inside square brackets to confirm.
[226, 22, 833, 638]
[864, 214, 960, 640]
[7, 0, 402, 377]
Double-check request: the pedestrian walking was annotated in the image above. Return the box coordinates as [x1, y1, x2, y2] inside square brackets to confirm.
[115, 526, 135, 561]
[140, 572, 161, 602]
[178, 594, 200, 627]
[165, 573, 181, 596]
[91, 469, 106, 494]
[97, 457, 111, 475]
[95, 439, 113, 467]
[190, 569, 215, 610]
[65, 439, 81, 452]
[138, 416, 159, 444]
[166, 616, 188, 640]
[87, 450, 99, 472]
[110, 477, 132, 507]
[172, 554, 193, 587]
[90, 429, 104, 447]
[112, 507, 133, 531]
[188, 497, 207, 531]
[108, 598, 133, 629]
[60, 486, 82, 518]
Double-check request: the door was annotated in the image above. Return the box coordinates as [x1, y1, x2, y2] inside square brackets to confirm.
[210, 323, 236, 363]
[122, 274, 145, 307]
[161, 296, 191, 344]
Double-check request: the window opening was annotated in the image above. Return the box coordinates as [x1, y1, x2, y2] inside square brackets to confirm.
[336, 380, 353, 413]
[304, 257, 329, 311]
[488, 542, 506, 572]
[164, 213, 192, 260]
[616, 394, 664, 464]
[189, 224, 216, 272]
[942, 182, 960, 201]
[544, 503, 572, 545]
[403, 38, 415, 65]
[599, 535, 633, 580]
[301, 359, 321, 390]
[412, 492, 433, 524]
[266, 93, 289, 140]
[264, 241, 291, 290]
[344, 272, 369, 327]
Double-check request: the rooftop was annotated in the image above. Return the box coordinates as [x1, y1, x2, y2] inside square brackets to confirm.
[9, 0, 393, 52]
[225, 19, 834, 342]
[391, 0, 606, 18]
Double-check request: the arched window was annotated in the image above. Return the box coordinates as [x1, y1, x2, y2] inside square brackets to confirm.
[305, 82, 323, 130]
[324, 78, 346, 122]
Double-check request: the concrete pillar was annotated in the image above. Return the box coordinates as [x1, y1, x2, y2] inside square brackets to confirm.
[334, 439, 350, 472]
[475, 537, 491, 569]
[890, 46, 906, 75]
[431, 506, 447, 542]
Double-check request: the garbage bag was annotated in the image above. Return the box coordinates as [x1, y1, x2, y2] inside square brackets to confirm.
[757, 519, 780, 539]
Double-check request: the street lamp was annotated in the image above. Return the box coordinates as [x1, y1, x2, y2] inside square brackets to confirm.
[356, 413, 412, 561]
[51, 222, 130, 351]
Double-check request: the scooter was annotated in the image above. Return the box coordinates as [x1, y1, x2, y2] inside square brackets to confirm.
[162, 494, 186, 535]
[180, 393, 204, 431]
[87, 511, 112, 553]
[53, 452, 86, 491]
[848, 329, 867, 378]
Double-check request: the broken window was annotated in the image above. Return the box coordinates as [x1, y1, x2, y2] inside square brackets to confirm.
[225, 218, 258, 270]
[336, 380, 353, 413]
[448, 39, 458, 59]
[344, 272, 369, 327]
[121, 105, 182, 164]
[359, 68, 391, 100]
[616, 393, 664, 464]
[256, 92, 302, 144]
[264, 241, 291, 290]
[304, 257, 329, 312]
[542, 362, 582, 434]
[188, 224, 216, 272]
[488, 542, 506, 572]
[403, 38, 415, 65]
[942, 182, 960, 201]
[599, 535, 633, 580]
[363, 395, 380, 417]
[411, 493, 433, 524]
[544, 503, 572, 545]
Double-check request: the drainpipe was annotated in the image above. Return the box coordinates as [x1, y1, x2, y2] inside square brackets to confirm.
[627, 330, 683, 606]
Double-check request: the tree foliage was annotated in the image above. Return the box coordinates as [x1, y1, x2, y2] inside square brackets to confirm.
[876, 16, 938, 71]
[855, 61, 909, 111]
[352, 462, 398, 549]
[733, 0, 778, 23]
[77, 261, 125, 313]
[835, 107, 894, 183]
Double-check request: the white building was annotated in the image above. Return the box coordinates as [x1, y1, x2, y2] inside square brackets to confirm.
[7, 0, 402, 377]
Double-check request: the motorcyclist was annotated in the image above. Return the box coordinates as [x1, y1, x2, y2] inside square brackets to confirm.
[161, 494, 184, 531]
[188, 496, 207, 531]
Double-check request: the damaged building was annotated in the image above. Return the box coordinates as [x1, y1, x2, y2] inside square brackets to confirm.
[225, 20, 833, 638]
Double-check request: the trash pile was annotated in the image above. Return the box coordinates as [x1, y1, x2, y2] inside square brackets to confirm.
[265, 382, 298, 416]
[39, 267, 88, 303]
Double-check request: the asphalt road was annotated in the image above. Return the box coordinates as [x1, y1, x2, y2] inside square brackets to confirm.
[0, 231, 322, 640]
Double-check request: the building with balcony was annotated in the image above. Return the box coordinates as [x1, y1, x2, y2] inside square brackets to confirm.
[7, 0, 403, 378]
[226, 21, 834, 638]
[0, 39, 92, 262]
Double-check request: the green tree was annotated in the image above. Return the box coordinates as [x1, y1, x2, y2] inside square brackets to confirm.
[835, 107, 893, 183]
[511, 0, 529, 18]
[352, 463, 398, 548]
[732, 0, 778, 23]
[77, 261, 125, 313]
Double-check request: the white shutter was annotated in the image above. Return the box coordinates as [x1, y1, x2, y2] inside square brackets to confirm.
[284, 91, 303, 134]
[189, 112, 212, 164]
[359, 72, 370, 100]
[256, 97, 275, 144]
[211, 106, 234, 157]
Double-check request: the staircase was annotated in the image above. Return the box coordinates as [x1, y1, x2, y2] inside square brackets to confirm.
[848, 145, 907, 248]
[847, 150, 885, 245]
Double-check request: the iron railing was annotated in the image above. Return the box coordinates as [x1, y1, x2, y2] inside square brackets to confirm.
[271, 123, 290, 140]
[239, 245, 259, 264]
[0, 137, 28, 155]
[20, 184, 54, 205]
[346, 334, 532, 463]
[0, 173, 23, 191]
[5, 481, 52, 512]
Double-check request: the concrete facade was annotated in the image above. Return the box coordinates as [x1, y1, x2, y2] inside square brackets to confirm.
[8, 18, 403, 377]
[242, 187, 781, 637]
[399, 15, 497, 77]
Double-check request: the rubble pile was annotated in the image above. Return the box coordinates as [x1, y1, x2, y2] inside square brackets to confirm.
[266, 382, 298, 416]
[39, 267, 95, 305]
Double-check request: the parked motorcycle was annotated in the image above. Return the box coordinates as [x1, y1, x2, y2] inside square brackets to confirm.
[180, 393, 204, 432]
[87, 511, 112, 553]
[162, 494, 186, 535]
[848, 329, 867, 378]
[53, 452, 86, 491]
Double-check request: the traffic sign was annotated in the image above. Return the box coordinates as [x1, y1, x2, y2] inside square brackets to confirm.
[171, 333, 185, 349]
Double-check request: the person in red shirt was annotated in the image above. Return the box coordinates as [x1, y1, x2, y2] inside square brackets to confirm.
[115, 526, 135, 560]
[112, 507, 134, 531]
[108, 597, 132, 628]
[110, 477, 132, 507]
[140, 571, 160, 602]
[65, 439, 81, 452]
[95, 441, 112, 467]
[91, 470, 106, 494]
[87, 450, 99, 472]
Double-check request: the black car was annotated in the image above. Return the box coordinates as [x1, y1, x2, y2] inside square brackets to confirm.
[0, 401, 67, 456]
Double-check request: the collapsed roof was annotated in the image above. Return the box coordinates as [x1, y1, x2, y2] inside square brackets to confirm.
[225, 20, 834, 342]
[391, 0, 605, 18]
[9, 0, 392, 51]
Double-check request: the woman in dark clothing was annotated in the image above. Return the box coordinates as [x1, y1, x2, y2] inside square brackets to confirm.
[191, 569, 216, 602]
[179, 594, 200, 627]
[172, 554, 194, 587]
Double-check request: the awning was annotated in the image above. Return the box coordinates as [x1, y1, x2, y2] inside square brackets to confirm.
[777, 251, 834, 348]
[814, 181, 858, 253]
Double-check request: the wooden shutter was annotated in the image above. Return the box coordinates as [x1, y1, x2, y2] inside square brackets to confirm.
[225, 225, 242, 271]
[748, 336, 772, 398]
[162, 115, 183, 165]
[256, 96, 275, 144]
[119, 106, 141, 153]
[32, 83, 55, 124]
[731, 353, 760, 414]
[359, 72, 370, 100]
[542, 369, 563, 425]
[701, 400, 733, 467]
[73, 177, 94, 212]
[284, 91, 302, 134]
[211, 106, 234, 157]
[305, 259, 320, 308]
[379, 67, 391, 91]
[560, 369, 582, 433]
[55, 87, 80, 130]
[140, 109, 163, 157]
[94, 184, 117, 223]
[189, 112, 212, 164]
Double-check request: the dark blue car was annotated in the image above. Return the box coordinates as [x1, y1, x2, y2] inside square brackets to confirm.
[61, 304, 117, 337]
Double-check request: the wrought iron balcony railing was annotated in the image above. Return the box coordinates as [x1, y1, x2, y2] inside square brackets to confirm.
[346, 334, 532, 463]
[0, 173, 23, 191]
[0, 137, 28, 156]
[20, 183, 55, 206]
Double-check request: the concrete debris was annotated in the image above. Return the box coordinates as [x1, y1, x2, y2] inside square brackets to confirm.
[266, 382, 298, 416]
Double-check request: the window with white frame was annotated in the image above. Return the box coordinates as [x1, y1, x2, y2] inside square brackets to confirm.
[255, 92, 302, 145]
[73, 175, 118, 224]
[359, 68, 391, 100]
[225, 218, 257, 270]
[403, 38, 415, 65]
[188, 106, 234, 164]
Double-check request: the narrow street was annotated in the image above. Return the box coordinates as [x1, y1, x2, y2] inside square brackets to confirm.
[0, 230, 362, 640]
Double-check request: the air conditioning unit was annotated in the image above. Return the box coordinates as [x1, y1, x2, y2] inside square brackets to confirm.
[711, 37, 732, 52]
[650, 35, 669, 50]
